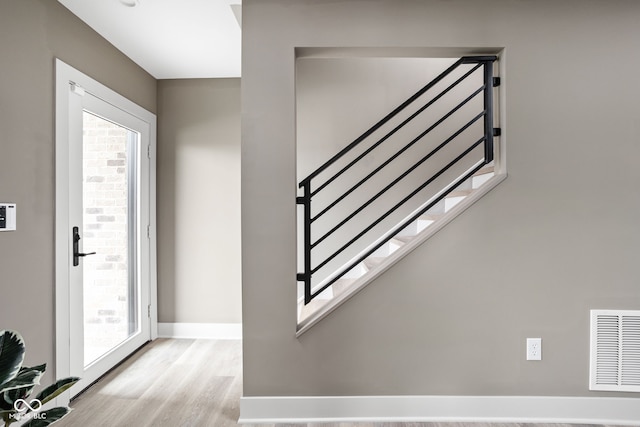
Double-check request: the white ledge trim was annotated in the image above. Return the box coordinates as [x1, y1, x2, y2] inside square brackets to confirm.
[239, 395, 640, 425]
[157, 322, 242, 339]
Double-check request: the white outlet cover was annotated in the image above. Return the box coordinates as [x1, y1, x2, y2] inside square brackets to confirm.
[527, 337, 542, 361]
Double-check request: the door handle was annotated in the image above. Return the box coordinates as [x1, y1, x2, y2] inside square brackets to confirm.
[73, 226, 96, 266]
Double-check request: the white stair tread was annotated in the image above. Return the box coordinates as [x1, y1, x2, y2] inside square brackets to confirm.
[447, 189, 472, 198]
[473, 165, 494, 176]
[395, 235, 414, 244]
[299, 298, 326, 322]
[342, 262, 368, 279]
[420, 214, 441, 221]
[363, 256, 385, 270]
[472, 172, 494, 188]
[444, 195, 466, 211]
[331, 278, 357, 296]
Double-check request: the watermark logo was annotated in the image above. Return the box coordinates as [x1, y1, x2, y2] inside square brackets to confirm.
[14, 399, 42, 413]
[10, 398, 46, 421]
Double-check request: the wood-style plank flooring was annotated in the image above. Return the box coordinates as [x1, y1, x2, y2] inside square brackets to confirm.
[55, 338, 629, 427]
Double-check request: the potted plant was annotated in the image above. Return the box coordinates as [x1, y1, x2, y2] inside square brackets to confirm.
[0, 330, 79, 426]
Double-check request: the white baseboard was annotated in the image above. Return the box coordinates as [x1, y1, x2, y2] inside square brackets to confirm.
[239, 395, 640, 425]
[157, 322, 242, 339]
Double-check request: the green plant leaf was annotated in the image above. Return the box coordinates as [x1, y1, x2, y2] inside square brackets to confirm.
[3, 365, 48, 408]
[34, 377, 80, 406]
[3, 386, 32, 410]
[0, 391, 14, 411]
[0, 368, 42, 395]
[2, 411, 12, 427]
[0, 408, 14, 415]
[0, 331, 25, 389]
[19, 407, 71, 427]
[18, 365, 45, 376]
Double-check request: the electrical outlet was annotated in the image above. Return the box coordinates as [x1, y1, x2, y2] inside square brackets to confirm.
[527, 338, 542, 361]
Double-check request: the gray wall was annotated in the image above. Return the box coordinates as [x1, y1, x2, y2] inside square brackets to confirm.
[157, 78, 242, 324]
[0, 0, 156, 384]
[242, 0, 640, 397]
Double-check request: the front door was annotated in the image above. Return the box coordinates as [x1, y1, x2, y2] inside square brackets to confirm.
[56, 60, 157, 399]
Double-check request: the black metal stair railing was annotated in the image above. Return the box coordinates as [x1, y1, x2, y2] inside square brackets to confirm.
[297, 56, 500, 305]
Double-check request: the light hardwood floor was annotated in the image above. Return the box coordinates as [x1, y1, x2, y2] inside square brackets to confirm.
[55, 338, 629, 427]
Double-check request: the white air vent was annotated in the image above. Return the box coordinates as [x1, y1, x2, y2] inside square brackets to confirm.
[590, 310, 640, 392]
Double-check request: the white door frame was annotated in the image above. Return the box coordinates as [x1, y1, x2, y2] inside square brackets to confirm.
[54, 59, 158, 404]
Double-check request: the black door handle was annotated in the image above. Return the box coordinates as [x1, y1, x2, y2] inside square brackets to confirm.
[73, 226, 96, 266]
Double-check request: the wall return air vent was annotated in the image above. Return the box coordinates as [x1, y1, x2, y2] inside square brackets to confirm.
[590, 310, 640, 392]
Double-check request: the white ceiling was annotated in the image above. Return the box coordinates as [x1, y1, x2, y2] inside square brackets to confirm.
[57, 0, 242, 79]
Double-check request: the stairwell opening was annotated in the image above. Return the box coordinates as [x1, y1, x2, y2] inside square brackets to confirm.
[295, 48, 504, 334]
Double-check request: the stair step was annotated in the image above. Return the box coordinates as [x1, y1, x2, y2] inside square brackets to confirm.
[473, 165, 494, 176]
[416, 217, 435, 232]
[426, 199, 445, 215]
[444, 195, 466, 211]
[299, 298, 326, 322]
[390, 237, 406, 247]
[472, 171, 494, 188]
[310, 285, 333, 300]
[342, 262, 368, 279]
[394, 235, 413, 244]
[446, 189, 472, 198]
[331, 278, 357, 297]
[419, 214, 441, 221]
[363, 256, 385, 270]
[371, 239, 402, 257]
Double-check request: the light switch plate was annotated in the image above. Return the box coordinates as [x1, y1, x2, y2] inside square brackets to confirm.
[0, 203, 16, 231]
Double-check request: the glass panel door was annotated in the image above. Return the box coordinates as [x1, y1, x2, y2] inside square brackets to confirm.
[55, 59, 156, 403]
[82, 111, 138, 367]
[67, 89, 151, 396]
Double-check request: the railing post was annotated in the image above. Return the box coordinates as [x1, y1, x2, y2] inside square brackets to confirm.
[483, 60, 495, 163]
[296, 182, 312, 304]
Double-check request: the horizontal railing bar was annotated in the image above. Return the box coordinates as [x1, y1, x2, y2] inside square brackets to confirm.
[299, 58, 475, 188]
[309, 63, 483, 199]
[311, 84, 485, 224]
[309, 159, 488, 299]
[311, 106, 484, 248]
[310, 89, 485, 248]
[311, 137, 485, 274]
